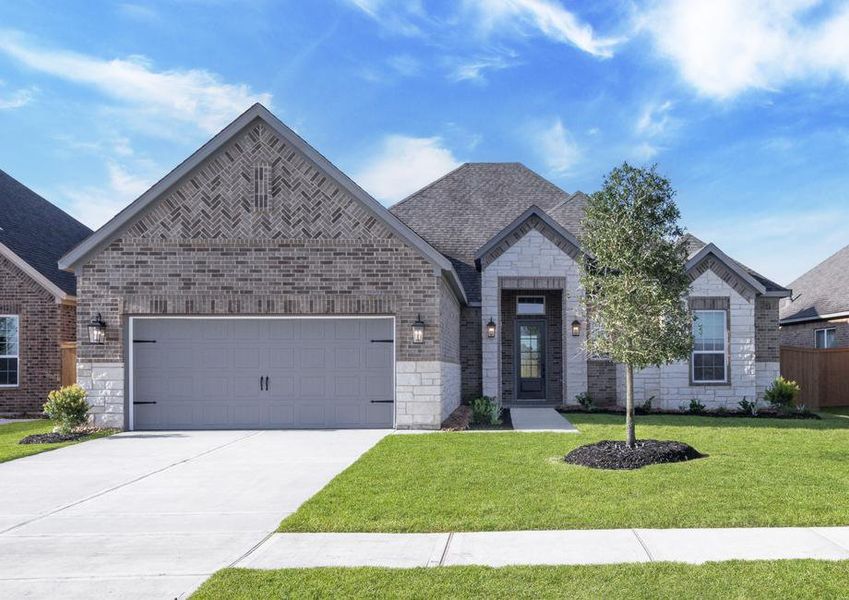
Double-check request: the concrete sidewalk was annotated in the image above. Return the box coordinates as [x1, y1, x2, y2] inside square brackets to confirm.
[510, 408, 578, 432]
[237, 527, 849, 569]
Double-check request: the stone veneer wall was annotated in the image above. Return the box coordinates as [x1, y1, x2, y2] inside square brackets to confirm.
[0, 254, 66, 415]
[616, 268, 758, 409]
[481, 229, 586, 405]
[780, 319, 849, 348]
[76, 118, 457, 429]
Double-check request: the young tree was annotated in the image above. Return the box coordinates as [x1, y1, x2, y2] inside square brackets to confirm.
[580, 163, 693, 447]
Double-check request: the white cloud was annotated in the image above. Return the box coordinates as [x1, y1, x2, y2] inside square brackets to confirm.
[343, 0, 426, 36]
[448, 52, 520, 82]
[60, 161, 157, 228]
[467, 0, 621, 58]
[0, 85, 35, 109]
[636, 100, 674, 136]
[643, 0, 849, 99]
[0, 30, 271, 134]
[632, 142, 660, 161]
[532, 118, 580, 174]
[354, 135, 461, 203]
[387, 54, 422, 77]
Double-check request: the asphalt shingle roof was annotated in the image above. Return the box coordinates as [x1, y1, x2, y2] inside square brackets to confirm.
[682, 233, 788, 295]
[780, 243, 849, 322]
[389, 163, 582, 302]
[0, 169, 92, 295]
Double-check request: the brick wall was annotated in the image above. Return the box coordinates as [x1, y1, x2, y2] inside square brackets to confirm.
[587, 359, 616, 405]
[755, 296, 780, 361]
[459, 305, 482, 402]
[75, 118, 456, 428]
[0, 254, 65, 415]
[780, 319, 849, 348]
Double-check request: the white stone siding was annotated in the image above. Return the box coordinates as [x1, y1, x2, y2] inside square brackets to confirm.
[616, 269, 757, 410]
[481, 229, 586, 404]
[78, 361, 125, 428]
[395, 360, 458, 430]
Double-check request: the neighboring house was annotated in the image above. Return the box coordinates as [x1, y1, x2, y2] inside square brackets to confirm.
[59, 104, 789, 430]
[0, 170, 92, 415]
[780, 244, 849, 348]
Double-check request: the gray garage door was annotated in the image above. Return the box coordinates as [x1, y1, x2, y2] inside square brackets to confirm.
[131, 318, 394, 430]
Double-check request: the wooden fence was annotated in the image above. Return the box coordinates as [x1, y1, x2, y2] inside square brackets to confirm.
[60, 342, 77, 387]
[780, 346, 849, 409]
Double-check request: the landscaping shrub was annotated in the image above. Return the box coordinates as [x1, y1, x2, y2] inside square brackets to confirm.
[636, 397, 654, 415]
[764, 377, 801, 413]
[575, 392, 594, 411]
[43, 384, 90, 434]
[471, 396, 502, 426]
[738, 397, 759, 416]
[688, 399, 706, 414]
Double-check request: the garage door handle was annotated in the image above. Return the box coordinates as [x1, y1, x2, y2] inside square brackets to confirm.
[133, 401, 157, 405]
[370, 339, 394, 343]
[370, 400, 394, 404]
[265, 376, 269, 391]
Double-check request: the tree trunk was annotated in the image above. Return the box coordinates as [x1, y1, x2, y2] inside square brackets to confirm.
[625, 363, 636, 447]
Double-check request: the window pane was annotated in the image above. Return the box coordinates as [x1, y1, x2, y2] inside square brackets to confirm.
[693, 311, 725, 352]
[0, 357, 17, 386]
[517, 297, 545, 315]
[519, 325, 542, 378]
[827, 329, 836, 348]
[0, 317, 19, 356]
[693, 353, 725, 382]
[815, 330, 825, 348]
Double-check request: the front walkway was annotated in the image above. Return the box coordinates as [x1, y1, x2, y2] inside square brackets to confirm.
[237, 527, 849, 569]
[0, 429, 388, 600]
[511, 408, 578, 432]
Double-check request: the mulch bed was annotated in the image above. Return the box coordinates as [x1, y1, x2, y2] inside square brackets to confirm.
[558, 407, 820, 420]
[441, 405, 513, 431]
[19, 432, 88, 445]
[564, 439, 706, 470]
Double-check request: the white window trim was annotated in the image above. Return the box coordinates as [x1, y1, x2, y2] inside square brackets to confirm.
[814, 327, 836, 349]
[692, 309, 728, 384]
[516, 295, 546, 315]
[0, 314, 20, 388]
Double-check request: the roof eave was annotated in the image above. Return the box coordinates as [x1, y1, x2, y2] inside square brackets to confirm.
[780, 309, 849, 325]
[0, 242, 69, 302]
[685, 243, 767, 295]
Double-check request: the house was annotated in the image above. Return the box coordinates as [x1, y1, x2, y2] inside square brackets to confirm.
[58, 104, 789, 430]
[0, 170, 92, 416]
[779, 244, 849, 348]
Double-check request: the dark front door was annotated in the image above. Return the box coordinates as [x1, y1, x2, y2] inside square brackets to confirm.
[516, 319, 546, 399]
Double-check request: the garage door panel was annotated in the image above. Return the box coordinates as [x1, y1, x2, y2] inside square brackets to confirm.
[132, 318, 393, 430]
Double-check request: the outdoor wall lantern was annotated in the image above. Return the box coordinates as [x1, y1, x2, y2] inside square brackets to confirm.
[571, 320, 581, 337]
[412, 314, 425, 344]
[88, 313, 107, 345]
[486, 317, 497, 338]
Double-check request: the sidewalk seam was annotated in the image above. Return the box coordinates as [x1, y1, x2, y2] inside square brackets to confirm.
[808, 527, 849, 554]
[631, 530, 654, 562]
[229, 530, 277, 568]
[438, 532, 455, 567]
[0, 430, 264, 536]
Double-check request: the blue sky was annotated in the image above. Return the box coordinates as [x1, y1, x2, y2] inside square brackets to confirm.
[1, 0, 849, 286]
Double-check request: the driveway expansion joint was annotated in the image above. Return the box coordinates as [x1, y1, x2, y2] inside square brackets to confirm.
[631, 529, 655, 562]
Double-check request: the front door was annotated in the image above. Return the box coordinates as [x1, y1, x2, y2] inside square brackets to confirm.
[516, 319, 546, 399]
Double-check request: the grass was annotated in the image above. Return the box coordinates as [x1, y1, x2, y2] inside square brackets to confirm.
[190, 561, 849, 599]
[821, 406, 849, 418]
[0, 420, 113, 463]
[279, 412, 849, 532]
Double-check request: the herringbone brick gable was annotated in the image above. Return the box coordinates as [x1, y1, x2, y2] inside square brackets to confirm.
[126, 120, 392, 242]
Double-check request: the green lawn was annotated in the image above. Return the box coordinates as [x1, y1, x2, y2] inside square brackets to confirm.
[0, 420, 112, 463]
[280, 412, 849, 532]
[191, 561, 849, 600]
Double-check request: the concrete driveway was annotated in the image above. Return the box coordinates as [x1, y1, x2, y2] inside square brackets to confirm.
[0, 429, 388, 599]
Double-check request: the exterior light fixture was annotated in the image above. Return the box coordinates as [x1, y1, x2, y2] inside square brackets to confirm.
[486, 317, 497, 338]
[412, 314, 425, 344]
[571, 320, 581, 337]
[88, 313, 107, 345]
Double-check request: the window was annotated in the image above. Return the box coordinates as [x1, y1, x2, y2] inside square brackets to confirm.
[517, 296, 545, 315]
[692, 310, 727, 383]
[253, 164, 270, 210]
[815, 328, 836, 349]
[0, 315, 19, 387]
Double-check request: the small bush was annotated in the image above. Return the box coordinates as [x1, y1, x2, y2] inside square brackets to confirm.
[715, 406, 729, 416]
[471, 396, 501, 426]
[688, 398, 706, 414]
[738, 397, 759, 416]
[43, 384, 90, 434]
[764, 376, 801, 413]
[575, 392, 594, 411]
[636, 396, 654, 415]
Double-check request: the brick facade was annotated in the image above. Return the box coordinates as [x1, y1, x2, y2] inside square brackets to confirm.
[587, 359, 616, 405]
[0, 254, 75, 415]
[755, 297, 780, 360]
[780, 319, 849, 348]
[459, 305, 482, 402]
[76, 118, 460, 428]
